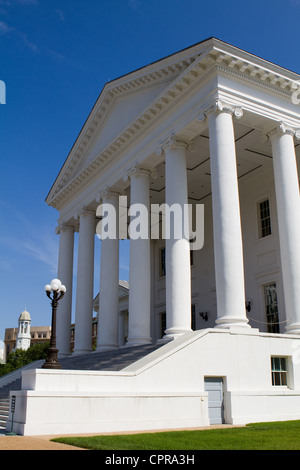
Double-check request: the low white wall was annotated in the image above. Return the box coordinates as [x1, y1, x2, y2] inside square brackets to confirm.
[7, 329, 300, 436]
[227, 390, 300, 425]
[10, 390, 209, 436]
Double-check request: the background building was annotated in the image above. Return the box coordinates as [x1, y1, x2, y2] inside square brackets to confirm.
[4, 310, 51, 362]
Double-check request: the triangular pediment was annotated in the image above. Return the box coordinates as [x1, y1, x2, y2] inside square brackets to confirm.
[46, 39, 211, 205]
[72, 79, 174, 179]
[47, 37, 300, 209]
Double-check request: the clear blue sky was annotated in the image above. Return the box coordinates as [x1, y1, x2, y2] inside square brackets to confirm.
[1, 0, 300, 345]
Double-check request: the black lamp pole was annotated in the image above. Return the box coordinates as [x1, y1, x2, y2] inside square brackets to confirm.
[42, 279, 66, 370]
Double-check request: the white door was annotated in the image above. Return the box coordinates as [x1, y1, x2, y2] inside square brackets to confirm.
[204, 377, 225, 425]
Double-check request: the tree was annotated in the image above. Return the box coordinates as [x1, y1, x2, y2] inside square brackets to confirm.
[0, 342, 49, 377]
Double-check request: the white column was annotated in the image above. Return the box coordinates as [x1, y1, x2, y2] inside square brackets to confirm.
[97, 192, 120, 350]
[208, 101, 249, 329]
[270, 124, 300, 334]
[127, 168, 151, 346]
[74, 209, 95, 355]
[56, 224, 74, 357]
[163, 138, 192, 340]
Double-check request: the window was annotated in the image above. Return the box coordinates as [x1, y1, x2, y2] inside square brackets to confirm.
[258, 199, 272, 238]
[271, 357, 288, 386]
[159, 247, 166, 277]
[264, 283, 280, 333]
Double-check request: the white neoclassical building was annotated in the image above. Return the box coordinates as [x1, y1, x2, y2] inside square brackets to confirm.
[8, 38, 300, 435]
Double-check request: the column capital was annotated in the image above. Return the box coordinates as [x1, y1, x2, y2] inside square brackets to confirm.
[96, 189, 120, 203]
[74, 207, 95, 220]
[123, 166, 152, 182]
[268, 122, 300, 140]
[157, 136, 195, 155]
[205, 99, 243, 120]
[55, 223, 75, 235]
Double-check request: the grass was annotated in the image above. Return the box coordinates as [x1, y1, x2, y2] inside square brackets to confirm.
[52, 420, 300, 450]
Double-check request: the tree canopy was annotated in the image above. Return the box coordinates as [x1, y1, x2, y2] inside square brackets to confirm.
[0, 342, 49, 377]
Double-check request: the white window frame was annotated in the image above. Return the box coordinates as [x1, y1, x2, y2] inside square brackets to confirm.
[257, 198, 272, 239]
[271, 356, 289, 387]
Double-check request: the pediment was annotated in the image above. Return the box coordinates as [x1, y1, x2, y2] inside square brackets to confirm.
[47, 37, 300, 210]
[71, 79, 173, 179]
[46, 41, 209, 206]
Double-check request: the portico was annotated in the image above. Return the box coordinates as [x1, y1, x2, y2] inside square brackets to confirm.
[47, 38, 300, 356]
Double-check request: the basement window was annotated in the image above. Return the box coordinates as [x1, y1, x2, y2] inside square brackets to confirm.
[271, 357, 288, 386]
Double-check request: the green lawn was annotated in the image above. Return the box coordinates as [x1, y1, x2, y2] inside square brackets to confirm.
[52, 420, 300, 450]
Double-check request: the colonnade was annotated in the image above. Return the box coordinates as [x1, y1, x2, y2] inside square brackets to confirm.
[55, 102, 300, 356]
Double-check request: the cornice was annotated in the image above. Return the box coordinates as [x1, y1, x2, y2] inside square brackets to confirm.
[209, 47, 299, 90]
[46, 55, 200, 206]
[47, 57, 206, 208]
[47, 43, 300, 210]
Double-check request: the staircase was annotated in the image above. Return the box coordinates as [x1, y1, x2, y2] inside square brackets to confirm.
[0, 396, 9, 432]
[59, 343, 164, 371]
[0, 378, 22, 433]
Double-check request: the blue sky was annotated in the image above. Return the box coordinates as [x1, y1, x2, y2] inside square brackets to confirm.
[1, 0, 300, 346]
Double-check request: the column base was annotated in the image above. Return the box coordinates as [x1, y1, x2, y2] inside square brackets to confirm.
[215, 316, 251, 329]
[285, 323, 300, 335]
[163, 327, 193, 342]
[95, 344, 118, 352]
[72, 348, 92, 356]
[125, 337, 152, 347]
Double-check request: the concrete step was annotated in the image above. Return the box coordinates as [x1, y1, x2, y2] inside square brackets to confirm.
[0, 397, 9, 431]
[0, 406, 9, 414]
[0, 343, 165, 424]
[59, 343, 164, 371]
[0, 378, 21, 397]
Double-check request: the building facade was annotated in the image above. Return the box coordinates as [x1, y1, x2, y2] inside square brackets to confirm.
[47, 38, 300, 354]
[8, 38, 300, 435]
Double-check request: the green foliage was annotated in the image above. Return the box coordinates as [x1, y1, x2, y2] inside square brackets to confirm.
[53, 421, 300, 450]
[0, 342, 49, 377]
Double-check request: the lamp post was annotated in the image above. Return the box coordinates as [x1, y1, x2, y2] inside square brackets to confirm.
[42, 279, 66, 370]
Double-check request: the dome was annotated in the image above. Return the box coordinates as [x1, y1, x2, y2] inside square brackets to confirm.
[19, 310, 31, 321]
